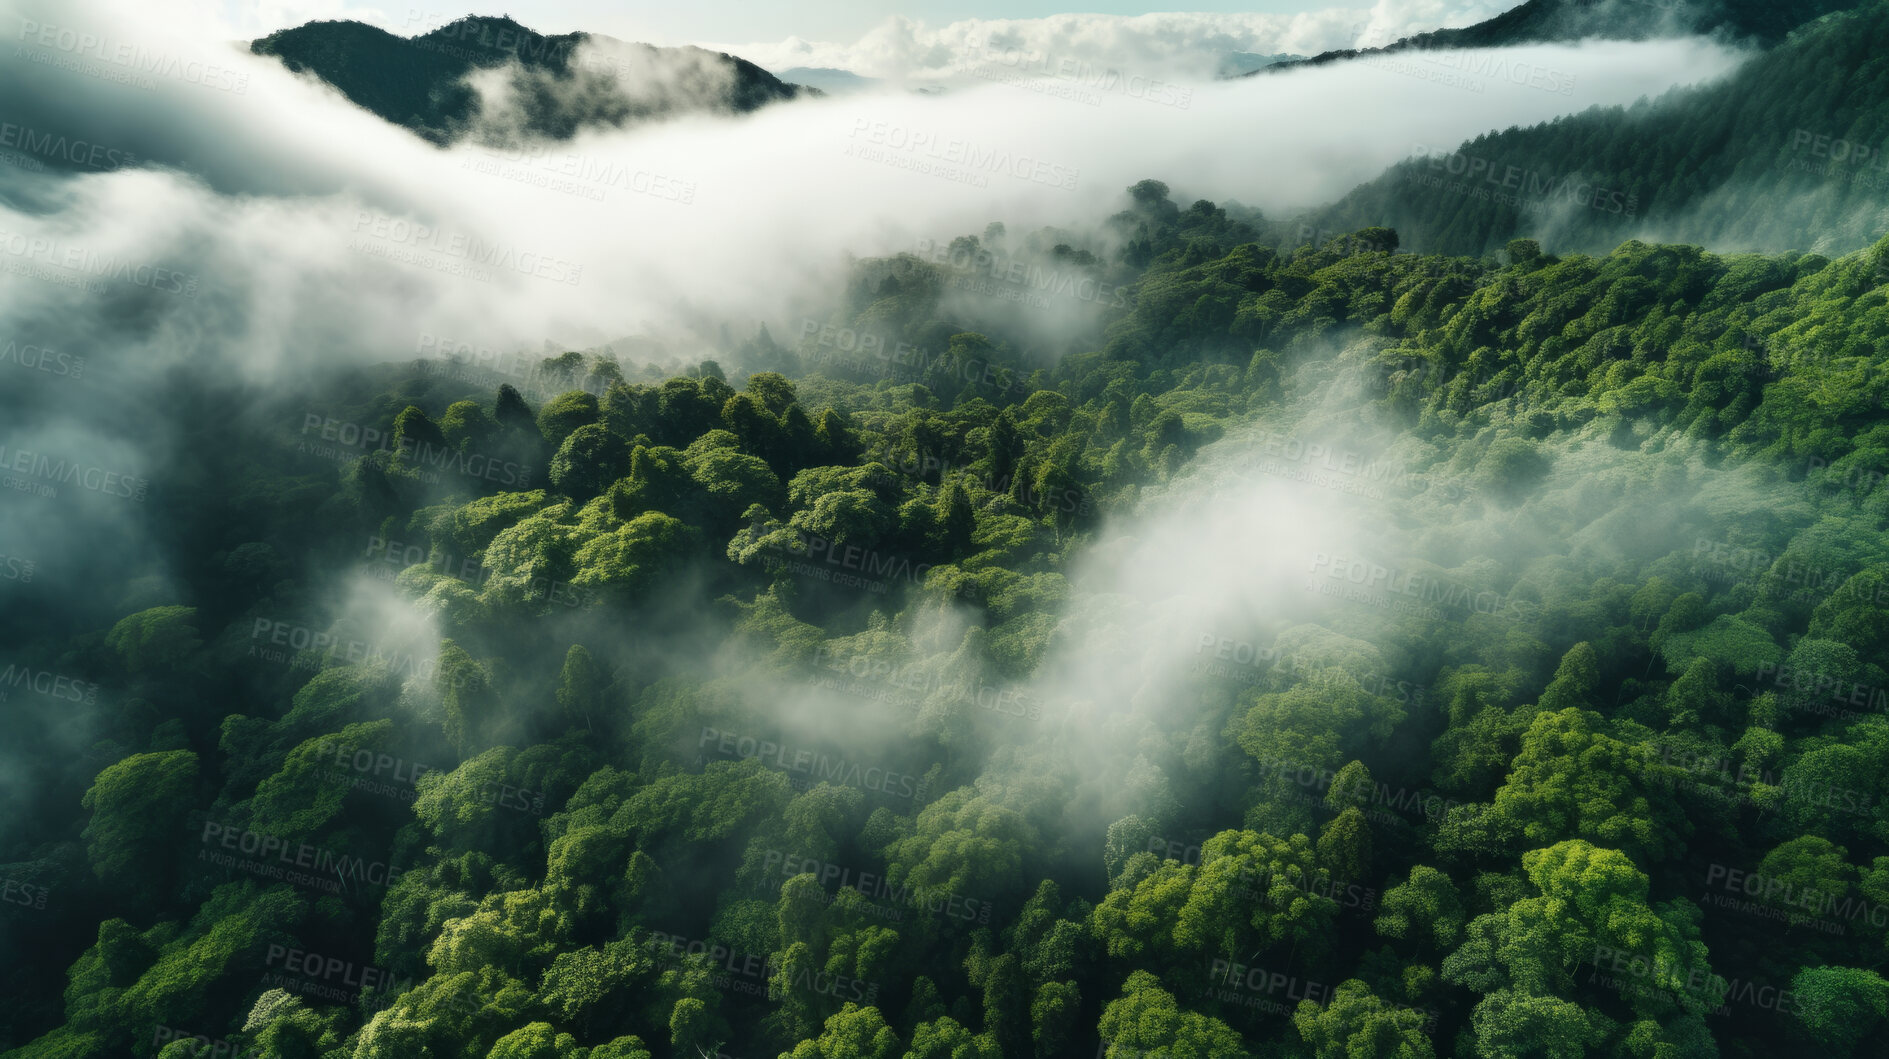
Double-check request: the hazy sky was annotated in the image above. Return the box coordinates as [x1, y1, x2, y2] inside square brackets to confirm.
[226, 0, 1493, 50]
[435, 1, 1336, 40]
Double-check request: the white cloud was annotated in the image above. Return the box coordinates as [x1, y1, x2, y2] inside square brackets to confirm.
[709, 2, 1518, 83]
[0, 0, 1748, 388]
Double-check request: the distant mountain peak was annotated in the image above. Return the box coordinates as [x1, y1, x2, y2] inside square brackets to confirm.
[1244, 0, 1855, 77]
[251, 14, 808, 145]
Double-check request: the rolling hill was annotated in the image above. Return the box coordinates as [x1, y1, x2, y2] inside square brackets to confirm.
[1281, 0, 1889, 257]
[251, 15, 811, 145]
[1250, 0, 1857, 76]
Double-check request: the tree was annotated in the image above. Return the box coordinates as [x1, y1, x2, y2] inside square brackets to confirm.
[1628, 577, 1679, 632]
[543, 827, 630, 925]
[970, 950, 1028, 1055]
[1178, 829, 1340, 963]
[495, 384, 537, 434]
[1536, 643, 1600, 713]
[1096, 970, 1250, 1058]
[394, 404, 446, 454]
[1445, 708, 1687, 864]
[1089, 858, 1193, 961]
[376, 853, 492, 979]
[441, 399, 497, 452]
[776, 783, 865, 868]
[1467, 989, 1603, 1059]
[556, 645, 602, 732]
[1428, 667, 1528, 797]
[1293, 978, 1434, 1059]
[723, 392, 781, 466]
[1442, 840, 1717, 1025]
[477, 502, 583, 593]
[1235, 669, 1406, 784]
[1756, 837, 1855, 919]
[428, 888, 574, 981]
[537, 391, 602, 449]
[1768, 739, 1889, 847]
[1657, 614, 1781, 679]
[105, 605, 201, 673]
[1128, 179, 1171, 208]
[1317, 807, 1372, 885]
[451, 490, 552, 554]
[1375, 867, 1465, 953]
[1809, 566, 1889, 658]
[1662, 657, 1722, 728]
[746, 372, 799, 417]
[669, 995, 726, 1056]
[1104, 815, 1156, 882]
[439, 641, 500, 756]
[570, 512, 696, 603]
[352, 964, 533, 1058]
[549, 423, 631, 502]
[63, 882, 303, 1051]
[589, 1038, 654, 1059]
[250, 720, 394, 840]
[80, 750, 198, 886]
[1792, 966, 1889, 1052]
[415, 746, 548, 855]
[786, 489, 895, 556]
[984, 412, 1024, 483]
[486, 1022, 582, 1059]
[1774, 638, 1869, 721]
[241, 990, 336, 1059]
[782, 1003, 901, 1059]
[613, 444, 696, 519]
[540, 351, 587, 387]
[539, 939, 656, 1038]
[1027, 980, 1081, 1057]
[1475, 438, 1548, 500]
[883, 789, 1034, 902]
[684, 432, 786, 528]
[1326, 761, 1375, 812]
[777, 403, 818, 472]
[815, 408, 861, 464]
[903, 1016, 1001, 1059]
[931, 477, 976, 558]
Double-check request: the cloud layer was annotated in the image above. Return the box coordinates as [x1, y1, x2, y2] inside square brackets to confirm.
[710, 1, 1521, 83]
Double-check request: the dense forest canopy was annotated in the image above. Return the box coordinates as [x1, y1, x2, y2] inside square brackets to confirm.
[18, 0, 1889, 1053]
[8, 168, 1889, 1058]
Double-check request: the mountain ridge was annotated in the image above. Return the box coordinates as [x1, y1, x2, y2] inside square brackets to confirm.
[1279, 0, 1889, 258]
[250, 14, 812, 145]
[1244, 0, 1856, 77]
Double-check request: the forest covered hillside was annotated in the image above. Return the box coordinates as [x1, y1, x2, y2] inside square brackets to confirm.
[250, 15, 809, 145]
[1255, 0, 1855, 75]
[1286, 1, 1889, 258]
[8, 175, 1889, 1057]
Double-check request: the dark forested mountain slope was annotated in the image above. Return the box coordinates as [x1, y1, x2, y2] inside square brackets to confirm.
[251, 15, 809, 145]
[1252, 0, 1857, 76]
[1281, 0, 1889, 257]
